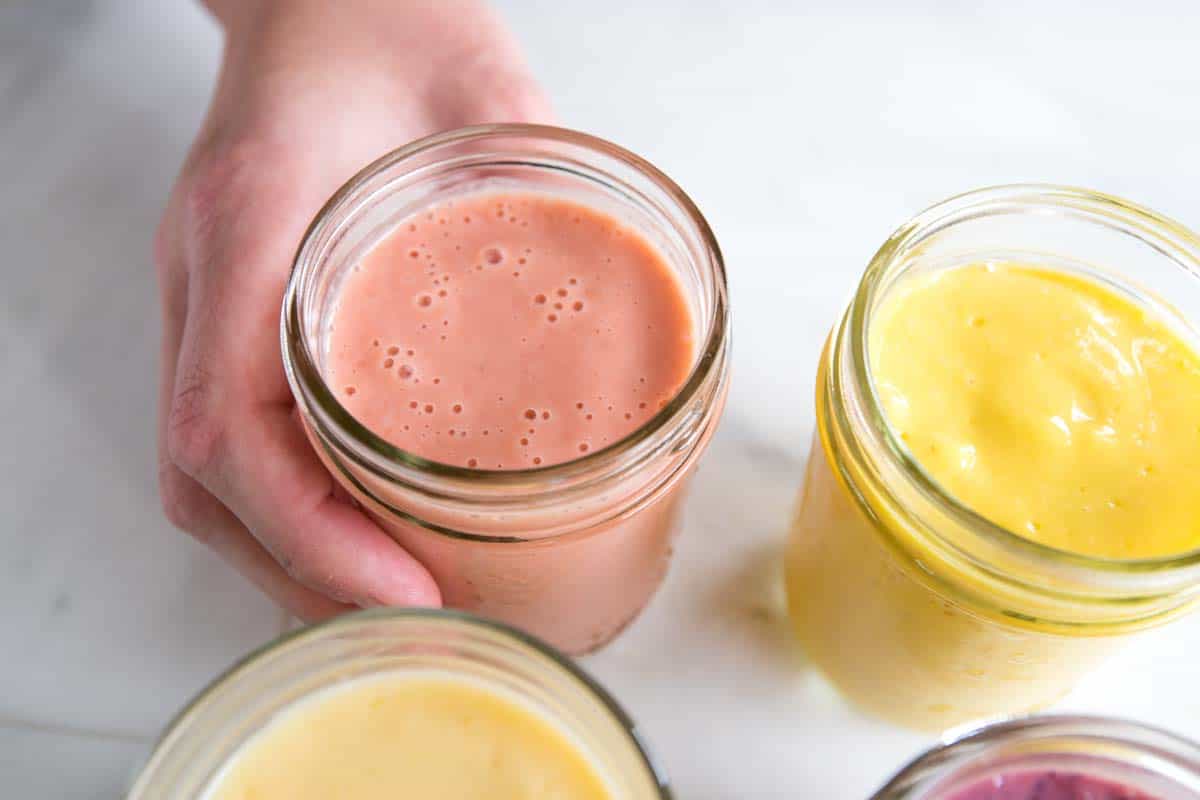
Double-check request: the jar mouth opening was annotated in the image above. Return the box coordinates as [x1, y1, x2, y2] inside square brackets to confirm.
[131, 608, 673, 799]
[844, 183, 1200, 577]
[282, 124, 728, 492]
[873, 714, 1200, 799]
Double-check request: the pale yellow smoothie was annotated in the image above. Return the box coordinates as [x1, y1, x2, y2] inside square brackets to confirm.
[206, 673, 614, 800]
[787, 257, 1200, 729]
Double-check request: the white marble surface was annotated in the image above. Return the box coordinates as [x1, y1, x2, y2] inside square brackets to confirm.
[3, 1, 1200, 797]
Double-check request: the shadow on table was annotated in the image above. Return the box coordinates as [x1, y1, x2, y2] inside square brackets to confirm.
[686, 417, 814, 678]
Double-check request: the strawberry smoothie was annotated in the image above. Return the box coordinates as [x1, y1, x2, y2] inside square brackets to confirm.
[326, 192, 695, 469]
[284, 126, 729, 653]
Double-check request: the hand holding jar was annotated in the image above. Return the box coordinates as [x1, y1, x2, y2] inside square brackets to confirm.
[154, 0, 551, 620]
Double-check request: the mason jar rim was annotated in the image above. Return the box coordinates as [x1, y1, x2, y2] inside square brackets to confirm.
[839, 184, 1200, 583]
[871, 714, 1200, 799]
[281, 123, 729, 501]
[130, 607, 673, 799]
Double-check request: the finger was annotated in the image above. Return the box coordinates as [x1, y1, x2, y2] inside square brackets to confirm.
[159, 466, 352, 622]
[167, 186, 440, 610]
[157, 203, 352, 622]
[239, 402, 442, 608]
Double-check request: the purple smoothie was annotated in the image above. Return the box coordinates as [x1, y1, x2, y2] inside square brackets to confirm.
[947, 771, 1159, 800]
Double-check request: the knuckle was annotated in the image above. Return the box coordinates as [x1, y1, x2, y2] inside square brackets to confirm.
[180, 139, 263, 243]
[165, 367, 225, 477]
[158, 461, 204, 532]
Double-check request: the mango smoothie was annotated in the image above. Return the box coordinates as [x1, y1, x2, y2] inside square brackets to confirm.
[206, 673, 614, 800]
[871, 263, 1200, 560]
[786, 186, 1200, 730]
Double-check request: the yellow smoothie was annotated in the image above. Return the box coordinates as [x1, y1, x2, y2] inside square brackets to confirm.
[206, 673, 614, 800]
[871, 262, 1200, 559]
[787, 259, 1200, 729]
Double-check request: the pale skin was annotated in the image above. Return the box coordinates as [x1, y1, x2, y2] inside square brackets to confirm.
[156, 0, 552, 620]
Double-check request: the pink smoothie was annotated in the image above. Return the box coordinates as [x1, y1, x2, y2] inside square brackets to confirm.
[327, 192, 695, 469]
[947, 771, 1158, 800]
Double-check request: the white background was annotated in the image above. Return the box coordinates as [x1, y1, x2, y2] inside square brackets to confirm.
[3, 2, 1200, 797]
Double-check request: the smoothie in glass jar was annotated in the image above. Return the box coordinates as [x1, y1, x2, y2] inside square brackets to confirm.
[786, 185, 1200, 729]
[283, 125, 729, 654]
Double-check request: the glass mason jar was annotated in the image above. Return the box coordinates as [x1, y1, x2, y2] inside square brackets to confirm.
[127, 608, 672, 799]
[786, 185, 1200, 730]
[872, 715, 1200, 799]
[283, 124, 729, 655]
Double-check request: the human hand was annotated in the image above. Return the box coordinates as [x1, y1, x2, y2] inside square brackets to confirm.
[155, 0, 552, 620]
